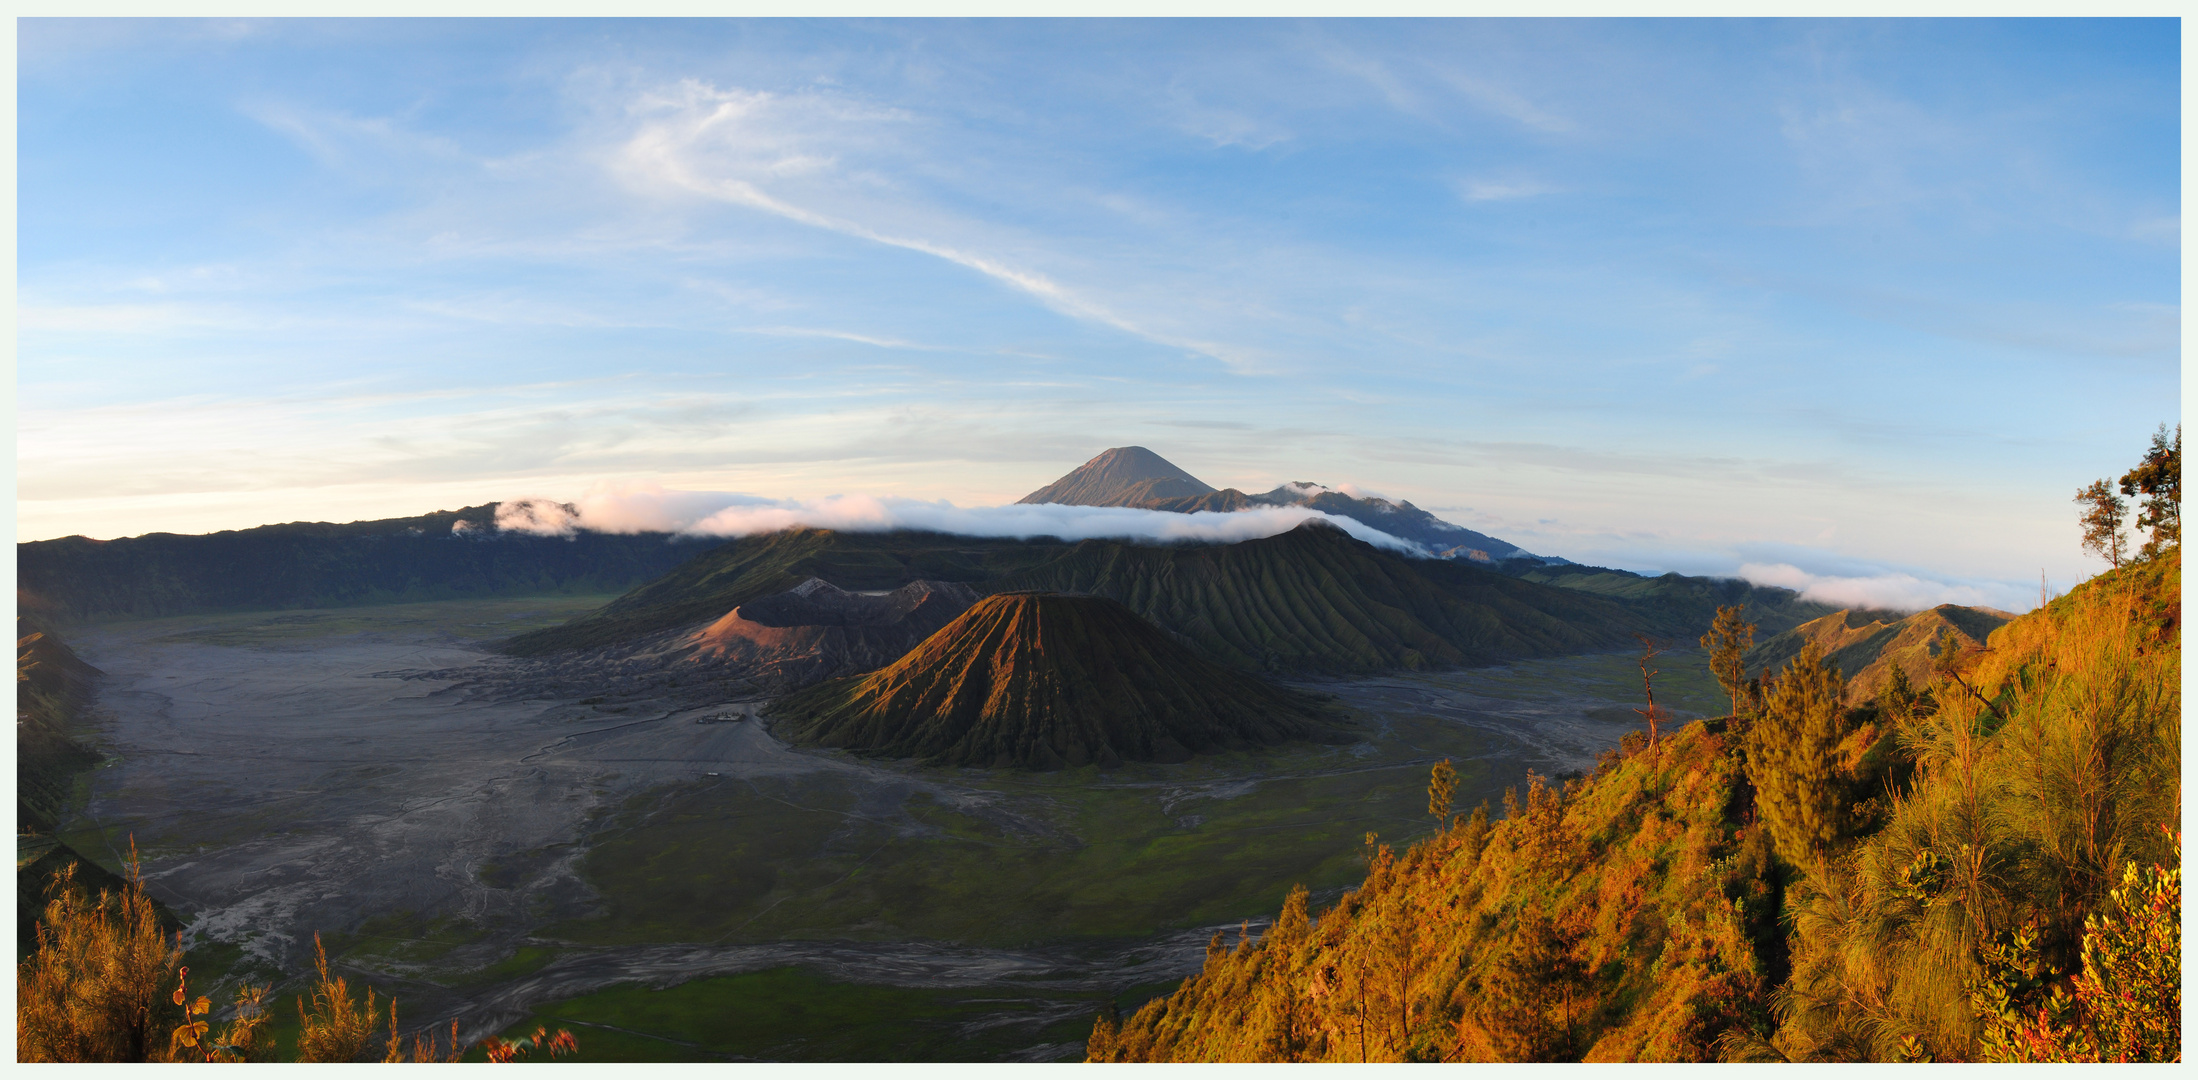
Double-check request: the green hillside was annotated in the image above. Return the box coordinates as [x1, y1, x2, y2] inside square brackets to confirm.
[770, 592, 1350, 768]
[1504, 561, 1839, 638]
[989, 522, 1655, 674]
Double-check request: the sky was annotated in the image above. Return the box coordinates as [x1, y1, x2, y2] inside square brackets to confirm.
[15, 17, 2181, 612]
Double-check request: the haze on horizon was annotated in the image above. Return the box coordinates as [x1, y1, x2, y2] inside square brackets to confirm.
[16, 18, 2179, 613]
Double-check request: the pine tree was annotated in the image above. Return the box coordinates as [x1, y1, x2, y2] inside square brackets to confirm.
[2118, 423, 2180, 559]
[1700, 605, 1756, 719]
[1427, 758, 1457, 831]
[2074, 479, 2129, 569]
[1745, 643, 1847, 874]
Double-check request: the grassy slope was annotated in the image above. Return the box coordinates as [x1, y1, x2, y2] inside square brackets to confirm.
[19, 505, 710, 623]
[1094, 550, 2179, 1062]
[1743, 604, 2011, 701]
[771, 593, 1347, 768]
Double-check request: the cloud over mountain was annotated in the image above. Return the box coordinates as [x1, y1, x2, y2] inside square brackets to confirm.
[489, 481, 1427, 553]
[1737, 561, 2029, 614]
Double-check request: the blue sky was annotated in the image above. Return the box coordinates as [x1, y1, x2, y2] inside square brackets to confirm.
[16, 18, 2180, 610]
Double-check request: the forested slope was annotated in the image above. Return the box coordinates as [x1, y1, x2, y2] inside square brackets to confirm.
[1092, 549, 2180, 1062]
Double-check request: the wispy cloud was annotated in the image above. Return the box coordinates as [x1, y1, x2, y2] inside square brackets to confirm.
[741, 326, 953, 352]
[1428, 69, 1575, 133]
[610, 79, 1264, 373]
[1457, 177, 1557, 202]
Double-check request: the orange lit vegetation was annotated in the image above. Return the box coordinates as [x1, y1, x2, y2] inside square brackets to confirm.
[17, 844, 568, 1063]
[1090, 544, 2178, 1061]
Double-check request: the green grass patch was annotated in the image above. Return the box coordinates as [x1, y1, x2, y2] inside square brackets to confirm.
[319, 909, 490, 969]
[475, 965, 1152, 1062]
[554, 712, 1483, 949]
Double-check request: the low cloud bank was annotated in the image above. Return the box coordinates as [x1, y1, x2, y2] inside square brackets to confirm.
[488, 483, 1426, 553]
[1737, 562, 2030, 614]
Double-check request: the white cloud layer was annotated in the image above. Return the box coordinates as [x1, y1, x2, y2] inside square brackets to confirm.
[489, 481, 1427, 553]
[1736, 562, 2027, 614]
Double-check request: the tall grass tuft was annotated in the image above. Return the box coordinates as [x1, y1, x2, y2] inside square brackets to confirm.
[16, 844, 180, 1062]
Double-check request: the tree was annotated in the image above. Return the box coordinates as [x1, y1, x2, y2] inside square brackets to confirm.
[1700, 605, 1756, 719]
[1427, 758, 1458, 831]
[2074, 480, 2128, 569]
[1745, 643, 1847, 874]
[1632, 635, 1665, 751]
[2118, 423, 2179, 559]
[1974, 859, 2181, 1063]
[1467, 913, 1590, 1061]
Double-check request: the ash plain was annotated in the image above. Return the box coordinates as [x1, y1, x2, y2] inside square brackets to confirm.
[55, 596, 1721, 1061]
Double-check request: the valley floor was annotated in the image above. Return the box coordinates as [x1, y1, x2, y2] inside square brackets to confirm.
[52, 597, 1724, 1062]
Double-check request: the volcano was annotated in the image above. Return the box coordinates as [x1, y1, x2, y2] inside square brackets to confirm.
[768, 591, 1349, 769]
[1016, 446, 1217, 507]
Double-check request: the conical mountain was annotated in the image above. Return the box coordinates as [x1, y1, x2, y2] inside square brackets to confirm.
[769, 592, 1349, 769]
[1017, 447, 1217, 507]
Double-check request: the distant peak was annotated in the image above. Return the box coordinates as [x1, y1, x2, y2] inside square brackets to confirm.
[1017, 446, 1216, 507]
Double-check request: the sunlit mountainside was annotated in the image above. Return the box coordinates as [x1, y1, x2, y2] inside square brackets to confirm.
[1090, 549, 2179, 1062]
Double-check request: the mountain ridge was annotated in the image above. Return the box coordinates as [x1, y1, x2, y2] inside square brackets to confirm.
[18, 504, 711, 623]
